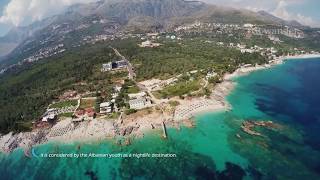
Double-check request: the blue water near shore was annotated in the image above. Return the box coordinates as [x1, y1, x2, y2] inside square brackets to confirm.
[1, 58, 320, 179]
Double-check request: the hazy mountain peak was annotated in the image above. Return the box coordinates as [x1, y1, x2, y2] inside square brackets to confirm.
[257, 10, 304, 27]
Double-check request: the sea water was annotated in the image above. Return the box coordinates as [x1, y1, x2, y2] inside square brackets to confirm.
[1, 58, 320, 179]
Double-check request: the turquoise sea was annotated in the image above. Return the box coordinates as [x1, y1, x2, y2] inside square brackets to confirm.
[1, 58, 320, 179]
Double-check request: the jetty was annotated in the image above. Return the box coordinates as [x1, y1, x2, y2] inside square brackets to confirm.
[24, 144, 32, 158]
[162, 121, 167, 138]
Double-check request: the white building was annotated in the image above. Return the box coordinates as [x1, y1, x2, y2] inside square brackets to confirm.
[216, 42, 224, 46]
[100, 102, 113, 114]
[243, 23, 254, 28]
[139, 79, 162, 91]
[129, 98, 152, 110]
[101, 62, 112, 72]
[242, 64, 253, 68]
[141, 40, 152, 47]
[241, 49, 255, 54]
[139, 40, 161, 48]
[128, 92, 147, 99]
[42, 113, 57, 122]
[101, 60, 128, 72]
[237, 43, 246, 49]
[268, 35, 281, 43]
[114, 85, 122, 92]
[206, 72, 217, 80]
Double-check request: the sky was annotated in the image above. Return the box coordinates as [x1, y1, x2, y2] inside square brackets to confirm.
[203, 0, 320, 27]
[0, 0, 319, 36]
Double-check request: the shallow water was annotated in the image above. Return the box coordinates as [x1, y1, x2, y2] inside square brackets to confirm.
[1, 58, 320, 179]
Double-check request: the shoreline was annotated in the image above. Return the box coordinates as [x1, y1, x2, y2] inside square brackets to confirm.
[283, 53, 320, 60]
[1, 53, 320, 154]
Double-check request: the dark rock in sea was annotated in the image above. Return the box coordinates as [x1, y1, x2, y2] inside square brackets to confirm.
[247, 166, 263, 180]
[119, 140, 217, 179]
[314, 163, 320, 175]
[84, 170, 98, 180]
[195, 165, 216, 180]
[217, 162, 246, 180]
[120, 126, 135, 136]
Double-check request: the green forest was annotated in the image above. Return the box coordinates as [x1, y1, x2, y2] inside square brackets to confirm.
[0, 43, 117, 133]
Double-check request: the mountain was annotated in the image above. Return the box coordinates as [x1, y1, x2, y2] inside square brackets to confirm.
[97, 0, 204, 20]
[0, 17, 57, 59]
[0, 0, 307, 68]
[257, 10, 305, 27]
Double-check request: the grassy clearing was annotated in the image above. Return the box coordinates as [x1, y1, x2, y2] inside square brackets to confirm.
[127, 86, 140, 94]
[154, 80, 201, 99]
[58, 112, 74, 118]
[107, 112, 121, 119]
[79, 98, 96, 109]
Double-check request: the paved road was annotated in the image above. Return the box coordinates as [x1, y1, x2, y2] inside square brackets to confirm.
[112, 47, 136, 80]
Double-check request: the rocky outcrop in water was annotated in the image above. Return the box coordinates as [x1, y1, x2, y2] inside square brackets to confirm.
[241, 120, 280, 137]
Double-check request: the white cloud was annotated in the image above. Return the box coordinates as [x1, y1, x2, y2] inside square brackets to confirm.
[203, 0, 320, 27]
[272, 0, 319, 27]
[273, 1, 295, 20]
[0, 0, 98, 26]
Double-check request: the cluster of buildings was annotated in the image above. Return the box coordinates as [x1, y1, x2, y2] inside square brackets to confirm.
[174, 21, 241, 33]
[174, 21, 305, 39]
[268, 35, 281, 43]
[40, 99, 79, 123]
[99, 88, 153, 112]
[41, 109, 58, 122]
[1, 43, 66, 76]
[23, 44, 66, 63]
[216, 41, 279, 58]
[99, 86, 122, 114]
[215, 35, 316, 62]
[83, 34, 113, 43]
[74, 108, 96, 121]
[99, 102, 115, 114]
[0, 68, 6, 75]
[205, 71, 218, 80]
[101, 60, 128, 72]
[250, 25, 304, 39]
[138, 40, 161, 48]
[240, 45, 279, 59]
[81, 31, 139, 45]
[128, 92, 152, 110]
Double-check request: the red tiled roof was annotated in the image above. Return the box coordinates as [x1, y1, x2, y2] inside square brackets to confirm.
[75, 109, 85, 116]
[75, 108, 95, 117]
[85, 108, 95, 113]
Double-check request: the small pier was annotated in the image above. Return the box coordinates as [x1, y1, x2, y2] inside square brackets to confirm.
[162, 121, 167, 138]
[24, 144, 32, 158]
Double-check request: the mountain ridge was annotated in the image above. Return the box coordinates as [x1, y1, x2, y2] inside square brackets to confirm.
[0, 0, 310, 66]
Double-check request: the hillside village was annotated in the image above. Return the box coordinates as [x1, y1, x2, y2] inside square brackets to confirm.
[175, 21, 304, 39]
[1, 20, 319, 76]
